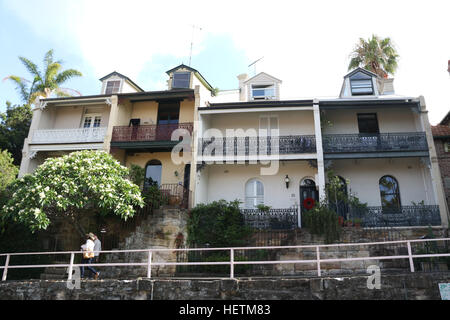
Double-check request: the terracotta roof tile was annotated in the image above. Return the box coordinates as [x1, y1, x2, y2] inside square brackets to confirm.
[432, 125, 450, 137]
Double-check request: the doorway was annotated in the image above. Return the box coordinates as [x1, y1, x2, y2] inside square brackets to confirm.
[300, 178, 319, 213]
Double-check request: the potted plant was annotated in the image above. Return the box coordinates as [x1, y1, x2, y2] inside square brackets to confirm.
[344, 220, 353, 227]
[353, 218, 362, 228]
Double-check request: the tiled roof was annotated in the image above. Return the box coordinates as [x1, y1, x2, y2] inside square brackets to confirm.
[432, 125, 450, 137]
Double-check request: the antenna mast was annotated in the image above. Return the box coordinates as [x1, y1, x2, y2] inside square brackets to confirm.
[189, 25, 202, 66]
[248, 57, 264, 76]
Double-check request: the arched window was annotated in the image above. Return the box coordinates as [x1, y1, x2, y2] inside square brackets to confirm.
[379, 175, 401, 210]
[245, 179, 264, 209]
[144, 160, 162, 188]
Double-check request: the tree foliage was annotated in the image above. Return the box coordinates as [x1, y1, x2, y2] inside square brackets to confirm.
[0, 149, 18, 193]
[1, 150, 144, 234]
[348, 34, 399, 78]
[0, 102, 32, 165]
[4, 49, 82, 105]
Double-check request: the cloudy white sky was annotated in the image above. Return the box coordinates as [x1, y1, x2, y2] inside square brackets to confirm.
[1, 0, 449, 124]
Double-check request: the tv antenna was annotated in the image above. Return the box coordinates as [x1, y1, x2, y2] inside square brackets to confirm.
[189, 25, 202, 66]
[248, 57, 264, 76]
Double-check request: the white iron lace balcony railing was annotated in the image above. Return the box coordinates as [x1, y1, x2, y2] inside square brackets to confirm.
[31, 127, 107, 144]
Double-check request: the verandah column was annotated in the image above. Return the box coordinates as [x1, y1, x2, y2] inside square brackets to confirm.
[313, 99, 326, 200]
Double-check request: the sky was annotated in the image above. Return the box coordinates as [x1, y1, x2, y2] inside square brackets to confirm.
[0, 0, 449, 124]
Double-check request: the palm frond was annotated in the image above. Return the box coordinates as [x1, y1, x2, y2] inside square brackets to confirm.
[18, 57, 42, 82]
[54, 69, 82, 85]
[4, 75, 31, 103]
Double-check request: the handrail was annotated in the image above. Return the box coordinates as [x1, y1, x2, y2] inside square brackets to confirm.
[1, 237, 449, 281]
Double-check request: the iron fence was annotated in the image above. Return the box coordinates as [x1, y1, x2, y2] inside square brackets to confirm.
[241, 208, 299, 230]
[322, 132, 428, 153]
[112, 122, 193, 142]
[200, 135, 316, 156]
[346, 205, 441, 228]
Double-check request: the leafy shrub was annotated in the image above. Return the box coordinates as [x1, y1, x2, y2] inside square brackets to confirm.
[303, 202, 341, 244]
[187, 199, 252, 248]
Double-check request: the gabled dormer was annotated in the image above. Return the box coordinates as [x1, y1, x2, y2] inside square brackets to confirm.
[239, 72, 282, 102]
[166, 64, 214, 93]
[99, 71, 144, 94]
[340, 68, 379, 98]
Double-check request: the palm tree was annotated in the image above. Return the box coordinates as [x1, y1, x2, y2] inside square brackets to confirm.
[3, 49, 82, 105]
[348, 35, 399, 78]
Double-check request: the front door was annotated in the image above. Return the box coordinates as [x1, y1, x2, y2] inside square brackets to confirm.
[300, 179, 319, 213]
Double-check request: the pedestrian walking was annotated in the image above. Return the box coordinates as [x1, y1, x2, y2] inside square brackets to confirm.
[93, 233, 102, 264]
[80, 233, 100, 280]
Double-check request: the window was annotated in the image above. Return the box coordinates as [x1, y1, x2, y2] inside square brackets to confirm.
[245, 179, 264, 209]
[350, 72, 374, 95]
[379, 175, 401, 210]
[172, 72, 191, 88]
[157, 101, 180, 125]
[357, 113, 379, 134]
[105, 80, 121, 94]
[251, 84, 276, 100]
[82, 114, 102, 128]
[444, 142, 450, 153]
[144, 160, 162, 188]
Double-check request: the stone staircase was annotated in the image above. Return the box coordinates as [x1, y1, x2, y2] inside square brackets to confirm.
[40, 263, 70, 280]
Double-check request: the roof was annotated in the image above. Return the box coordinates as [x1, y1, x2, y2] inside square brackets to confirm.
[344, 67, 380, 79]
[165, 64, 214, 92]
[439, 111, 450, 126]
[99, 71, 144, 92]
[432, 125, 450, 138]
[243, 72, 282, 84]
[203, 99, 313, 110]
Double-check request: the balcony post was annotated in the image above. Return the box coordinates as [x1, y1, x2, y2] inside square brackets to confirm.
[313, 100, 326, 200]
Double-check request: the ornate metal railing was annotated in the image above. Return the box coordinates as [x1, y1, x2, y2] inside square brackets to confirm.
[200, 135, 316, 156]
[32, 127, 107, 144]
[112, 123, 193, 142]
[241, 208, 298, 230]
[143, 183, 191, 209]
[322, 132, 428, 153]
[346, 205, 441, 228]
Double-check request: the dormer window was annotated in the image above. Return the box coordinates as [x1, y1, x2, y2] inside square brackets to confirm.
[105, 80, 121, 94]
[350, 72, 374, 96]
[251, 84, 276, 100]
[172, 72, 191, 88]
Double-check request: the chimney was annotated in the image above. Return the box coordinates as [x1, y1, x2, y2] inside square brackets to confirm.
[237, 73, 248, 101]
[448, 60, 450, 74]
[378, 78, 395, 95]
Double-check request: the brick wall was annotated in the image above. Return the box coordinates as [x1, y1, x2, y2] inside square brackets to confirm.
[434, 138, 450, 207]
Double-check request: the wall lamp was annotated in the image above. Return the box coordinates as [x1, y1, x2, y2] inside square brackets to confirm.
[285, 175, 290, 189]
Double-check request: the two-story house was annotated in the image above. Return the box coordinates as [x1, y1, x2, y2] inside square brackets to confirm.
[19, 65, 214, 207]
[195, 68, 449, 228]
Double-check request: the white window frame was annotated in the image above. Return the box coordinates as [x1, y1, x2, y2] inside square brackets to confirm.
[245, 178, 265, 209]
[82, 113, 102, 129]
[104, 79, 123, 94]
[250, 83, 276, 100]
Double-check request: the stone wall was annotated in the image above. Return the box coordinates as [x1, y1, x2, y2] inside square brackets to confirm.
[1, 272, 449, 300]
[100, 206, 188, 279]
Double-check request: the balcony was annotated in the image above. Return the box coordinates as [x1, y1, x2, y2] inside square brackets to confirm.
[322, 132, 429, 159]
[346, 205, 441, 228]
[31, 127, 107, 144]
[199, 135, 316, 157]
[112, 123, 193, 142]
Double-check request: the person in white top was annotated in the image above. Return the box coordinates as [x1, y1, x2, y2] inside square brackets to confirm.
[80, 233, 100, 280]
[93, 234, 102, 262]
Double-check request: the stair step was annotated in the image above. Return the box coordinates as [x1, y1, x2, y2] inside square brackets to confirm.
[40, 273, 67, 280]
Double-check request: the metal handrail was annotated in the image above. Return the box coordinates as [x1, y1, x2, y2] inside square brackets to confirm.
[1, 237, 449, 281]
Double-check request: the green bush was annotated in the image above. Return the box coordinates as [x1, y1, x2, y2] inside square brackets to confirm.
[187, 199, 252, 248]
[303, 202, 341, 244]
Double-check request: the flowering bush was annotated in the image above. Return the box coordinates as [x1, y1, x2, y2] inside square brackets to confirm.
[1, 150, 144, 233]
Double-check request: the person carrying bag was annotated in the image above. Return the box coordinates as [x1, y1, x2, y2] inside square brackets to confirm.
[80, 233, 100, 280]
